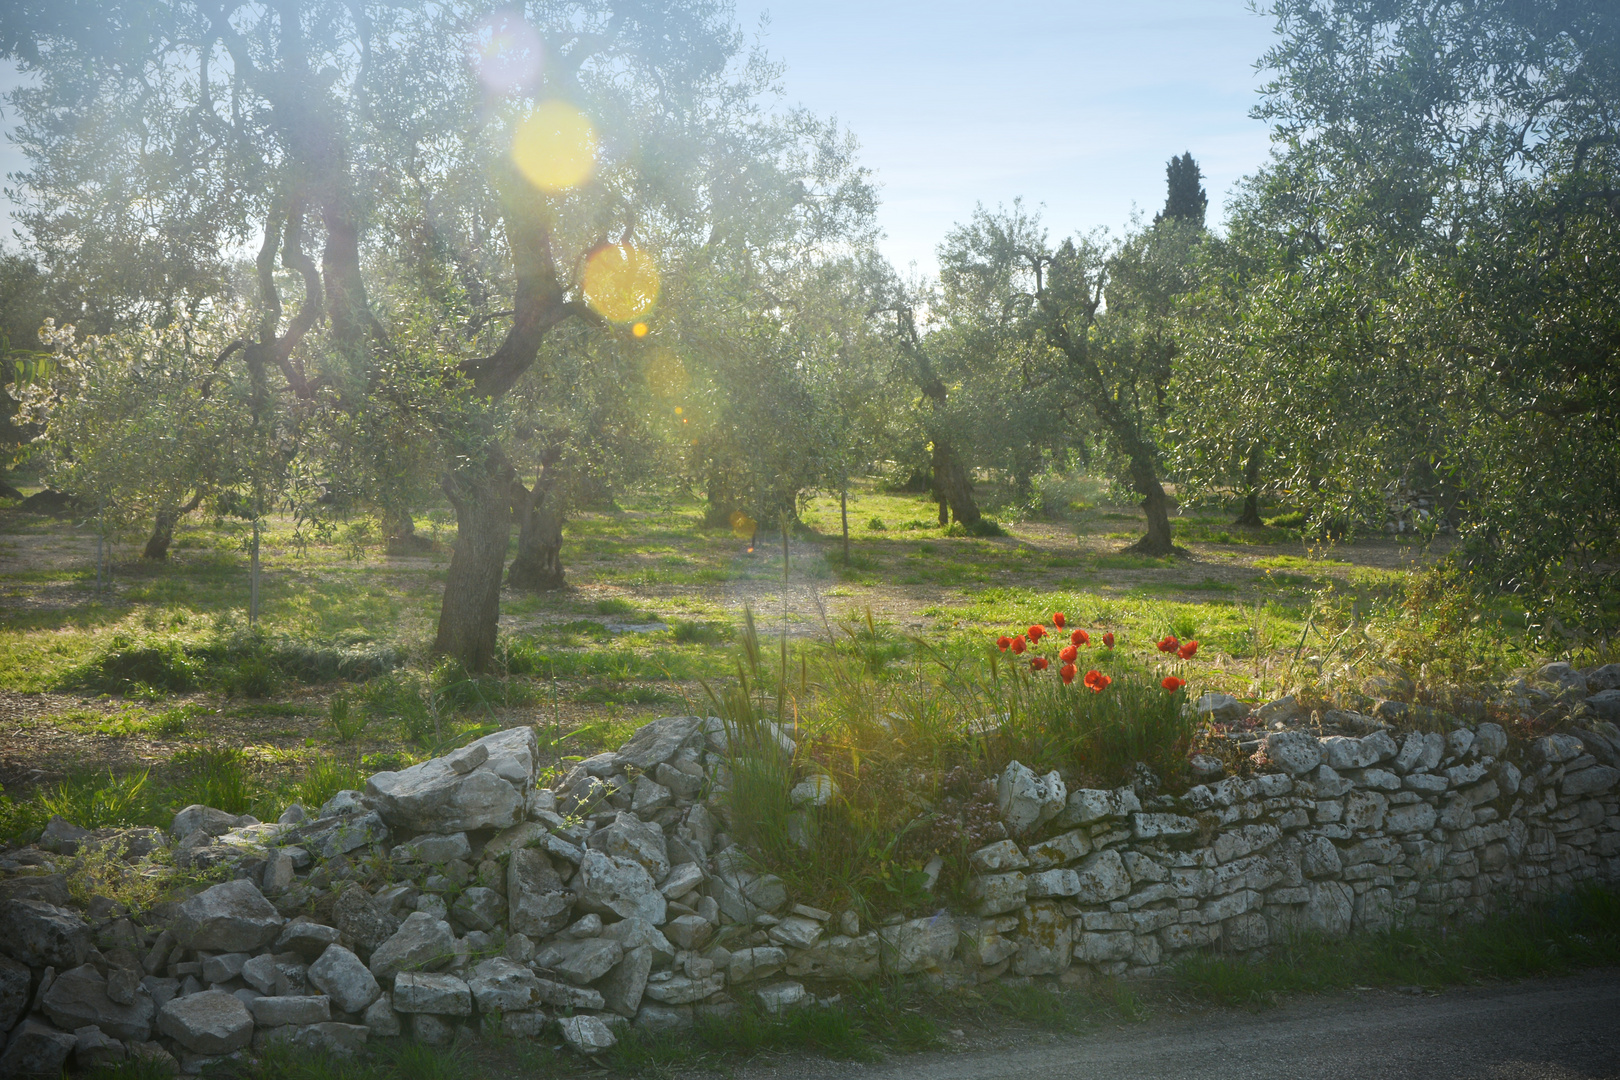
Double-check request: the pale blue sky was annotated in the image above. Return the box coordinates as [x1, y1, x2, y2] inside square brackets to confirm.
[1, 1, 1280, 275]
[745, 0, 1279, 272]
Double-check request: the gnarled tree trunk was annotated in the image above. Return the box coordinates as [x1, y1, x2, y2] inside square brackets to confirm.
[385, 508, 433, 555]
[932, 439, 980, 526]
[142, 492, 206, 560]
[508, 456, 567, 591]
[1233, 444, 1264, 527]
[432, 446, 520, 673]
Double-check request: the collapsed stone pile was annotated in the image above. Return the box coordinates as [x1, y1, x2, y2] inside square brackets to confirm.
[2, 673, 1618, 1076]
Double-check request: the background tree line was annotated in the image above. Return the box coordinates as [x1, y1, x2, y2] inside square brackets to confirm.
[1, 0, 1615, 668]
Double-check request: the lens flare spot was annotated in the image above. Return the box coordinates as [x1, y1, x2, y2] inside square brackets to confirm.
[470, 12, 543, 94]
[583, 244, 660, 323]
[632, 322, 649, 337]
[729, 511, 757, 540]
[512, 100, 597, 192]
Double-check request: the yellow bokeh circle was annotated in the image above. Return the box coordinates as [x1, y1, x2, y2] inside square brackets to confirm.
[512, 100, 597, 192]
[632, 322, 649, 337]
[583, 244, 660, 323]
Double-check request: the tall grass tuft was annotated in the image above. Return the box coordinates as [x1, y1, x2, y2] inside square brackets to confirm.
[295, 757, 366, 813]
[37, 770, 157, 830]
[173, 744, 252, 813]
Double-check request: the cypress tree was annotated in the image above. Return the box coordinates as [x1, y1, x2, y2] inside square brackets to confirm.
[1157, 152, 1208, 227]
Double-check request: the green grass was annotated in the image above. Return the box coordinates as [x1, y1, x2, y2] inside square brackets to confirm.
[1176, 884, 1620, 1006]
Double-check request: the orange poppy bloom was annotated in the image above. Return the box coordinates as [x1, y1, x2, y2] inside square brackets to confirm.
[1157, 634, 1179, 653]
[1059, 644, 1078, 663]
[997, 636, 1012, 652]
[1011, 636, 1027, 654]
[1027, 625, 1046, 643]
[1060, 663, 1077, 684]
[1102, 632, 1114, 648]
[1030, 656, 1049, 671]
[1162, 676, 1187, 692]
[1053, 612, 1066, 628]
[1083, 669, 1111, 692]
[1177, 640, 1199, 659]
[1070, 628, 1090, 646]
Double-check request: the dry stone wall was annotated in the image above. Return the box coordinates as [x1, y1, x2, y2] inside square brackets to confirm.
[2, 705, 1618, 1075]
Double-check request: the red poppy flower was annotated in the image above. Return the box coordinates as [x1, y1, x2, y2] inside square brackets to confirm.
[1060, 644, 1078, 663]
[1162, 676, 1187, 692]
[1011, 636, 1027, 654]
[1157, 634, 1179, 653]
[1060, 663, 1077, 684]
[1071, 628, 1090, 646]
[1177, 640, 1199, 660]
[1027, 625, 1046, 643]
[1030, 656, 1050, 671]
[997, 636, 1012, 652]
[1102, 632, 1114, 648]
[1083, 669, 1112, 693]
[1053, 612, 1066, 628]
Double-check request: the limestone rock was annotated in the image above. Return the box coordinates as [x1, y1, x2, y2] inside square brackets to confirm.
[1012, 901, 1072, 976]
[451, 886, 507, 932]
[392, 973, 471, 1016]
[308, 945, 380, 1014]
[391, 833, 472, 865]
[615, 716, 703, 771]
[1561, 765, 1619, 798]
[0, 899, 91, 969]
[785, 932, 881, 980]
[0, 1018, 77, 1076]
[367, 912, 456, 982]
[362, 993, 401, 1037]
[879, 916, 957, 975]
[172, 879, 284, 953]
[969, 839, 1029, 874]
[71, 1023, 125, 1069]
[1586, 690, 1620, 722]
[38, 816, 90, 855]
[601, 946, 654, 1018]
[157, 989, 255, 1054]
[365, 727, 536, 833]
[467, 958, 543, 1013]
[263, 1021, 368, 1057]
[1072, 849, 1132, 904]
[1057, 787, 1141, 826]
[587, 811, 671, 882]
[789, 774, 837, 807]
[537, 938, 623, 985]
[507, 848, 576, 938]
[1195, 692, 1249, 724]
[996, 761, 1066, 836]
[755, 981, 807, 1013]
[171, 805, 252, 840]
[248, 996, 330, 1027]
[1265, 731, 1323, 776]
[41, 963, 154, 1042]
[641, 972, 724, 1005]
[273, 920, 340, 961]
[558, 1013, 617, 1054]
[575, 850, 666, 924]
[0, 955, 31, 1033]
[969, 872, 1027, 917]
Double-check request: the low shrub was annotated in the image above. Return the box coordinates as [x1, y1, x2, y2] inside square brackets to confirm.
[672, 619, 727, 645]
[64, 628, 402, 698]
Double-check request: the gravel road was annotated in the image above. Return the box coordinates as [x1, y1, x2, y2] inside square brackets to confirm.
[733, 970, 1620, 1080]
